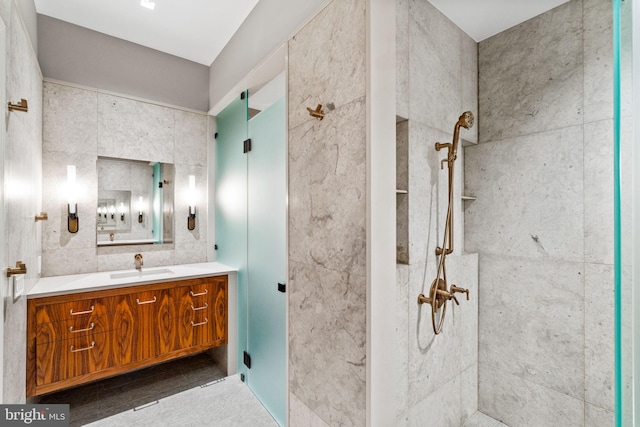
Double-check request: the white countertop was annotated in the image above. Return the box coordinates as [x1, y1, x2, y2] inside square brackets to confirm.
[28, 262, 237, 299]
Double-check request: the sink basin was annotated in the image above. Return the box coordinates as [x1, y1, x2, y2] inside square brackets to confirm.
[110, 268, 174, 280]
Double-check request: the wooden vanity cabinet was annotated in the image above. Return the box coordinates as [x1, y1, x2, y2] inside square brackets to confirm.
[27, 275, 228, 397]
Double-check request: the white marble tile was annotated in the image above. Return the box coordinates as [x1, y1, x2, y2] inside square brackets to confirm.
[465, 126, 584, 262]
[449, 254, 479, 373]
[478, 254, 585, 400]
[462, 412, 507, 427]
[584, 0, 613, 123]
[408, 0, 462, 132]
[42, 248, 98, 277]
[407, 374, 460, 427]
[289, 392, 330, 427]
[584, 119, 614, 265]
[461, 34, 478, 145]
[174, 110, 208, 167]
[478, 0, 583, 142]
[396, 0, 409, 120]
[395, 264, 410, 417]
[460, 364, 478, 425]
[288, 0, 366, 130]
[289, 261, 366, 426]
[97, 250, 175, 272]
[479, 365, 584, 427]
[43, 82, 98, 154]
[174, 164, 207, 244]
[174, 242, 208, 266]
[585, 403, 614, 427]
[584, 263, 614, 411]
[97, 93, 175, 163]
[289, 98, 366, 276]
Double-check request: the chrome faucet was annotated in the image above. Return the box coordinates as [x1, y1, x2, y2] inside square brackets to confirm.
[134, 254, 143, 270]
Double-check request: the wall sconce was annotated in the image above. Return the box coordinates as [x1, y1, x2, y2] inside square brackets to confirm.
[109, 205, 115, 220]
[137, 196, 144, 223]
[67, 165, 79, 233]
[120, 202, 126, 221]
[187, 175, 196, 231]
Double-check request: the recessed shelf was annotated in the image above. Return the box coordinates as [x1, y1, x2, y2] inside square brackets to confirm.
[462, 195, 476, 201]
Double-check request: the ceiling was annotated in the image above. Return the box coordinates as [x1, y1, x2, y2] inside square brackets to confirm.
[34, 0, 569, 67]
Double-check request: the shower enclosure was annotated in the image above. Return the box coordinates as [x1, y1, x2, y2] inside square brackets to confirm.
[615, 0, 638, 425]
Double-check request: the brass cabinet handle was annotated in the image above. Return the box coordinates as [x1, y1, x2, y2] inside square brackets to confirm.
[136, 296, 157, 305]
[191, 318, 208, 327]
[70, 341, 95, 353]
[190, 289, 208, 297]
[70, 306, 94, 316]
[69, 322, 95, 333]
[191, 303, 208, 311]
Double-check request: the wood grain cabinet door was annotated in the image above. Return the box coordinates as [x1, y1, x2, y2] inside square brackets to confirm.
[36, 299, 111, 345]
[110, 289, 176, 364]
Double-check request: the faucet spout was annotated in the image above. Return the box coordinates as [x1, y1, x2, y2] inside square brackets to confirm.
[134, 254, 143, 270]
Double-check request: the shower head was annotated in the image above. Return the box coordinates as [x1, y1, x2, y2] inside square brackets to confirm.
[457, 111, 474, 129]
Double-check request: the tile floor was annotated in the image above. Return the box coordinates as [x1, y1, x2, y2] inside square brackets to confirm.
[35, 352, 277, 427]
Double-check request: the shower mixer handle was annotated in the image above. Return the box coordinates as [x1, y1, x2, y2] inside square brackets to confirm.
[435, 142, 451, 151]
[450, 285, 469, 301]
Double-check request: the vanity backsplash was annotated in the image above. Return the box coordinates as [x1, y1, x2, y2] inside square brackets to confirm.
[42, 80, 212, 277]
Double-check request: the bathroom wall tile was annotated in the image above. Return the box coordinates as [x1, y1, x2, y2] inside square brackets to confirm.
[408, 374, 461, 427]
[449, 254, 479, 372]
[465, 126, 584, 262]
[395, 264, 410, 417]
[97, 250, 175, 272]
[583, 0, 613, 123]
[584, 119, 614, 265]
[461, 34, 478, 144]
[585, 403, 614, 427]
[408, 0, 462, 133]
[407, 122, 446, 266]
[174, 164, 207, 244]
[174, 110, 208, 167]
[397, 120, 409, 263]
[42, 248, 98, 277]
[42, 150, 97, 252]
[174, 242, 208, 265]
[290, 393, 331, 427]
[43, 82, 98, 154]
[460, 364, 478, 425]
[478, 0, 583, 142]
[288, 0, 365, 130]
[479, 365, 584, 427]
[584, 263, 614, 411]
[396, 0, 409, 119]
[97, 157, 133, 192]
[98, 93, 175, 163]
[289, 98, 366, 276]
[478, 254, 585, 400]
[289, 261, 366, 426]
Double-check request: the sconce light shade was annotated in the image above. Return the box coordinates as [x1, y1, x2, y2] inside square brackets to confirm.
[138, 196, 144, 223]
[187, 175, 196, 231]
[120, 202, 126, 221]
[67, 165, 79, 233]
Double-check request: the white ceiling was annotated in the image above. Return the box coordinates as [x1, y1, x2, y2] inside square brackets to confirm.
[429, 0, 570, 42]
[34, 0, 569, 67]
[34, 0, 260, 66]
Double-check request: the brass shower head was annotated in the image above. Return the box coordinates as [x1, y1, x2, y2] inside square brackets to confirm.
[457, 111, 474, 129]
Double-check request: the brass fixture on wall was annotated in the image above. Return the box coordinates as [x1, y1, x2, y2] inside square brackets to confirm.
[418, 111, 474, 335]
[6, 261, 27, 277]
[34, 212, 48, 222]
[8, 98, 28, 112]
[306, 104, 325, 120]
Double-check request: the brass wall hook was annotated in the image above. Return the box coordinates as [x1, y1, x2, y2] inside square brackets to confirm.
[35, 212, 48, 222]
[307, 104, 324, 120]
[8, 98, 28, 112]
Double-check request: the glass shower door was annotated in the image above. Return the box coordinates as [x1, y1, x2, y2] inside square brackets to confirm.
[247, 97, 287, 426]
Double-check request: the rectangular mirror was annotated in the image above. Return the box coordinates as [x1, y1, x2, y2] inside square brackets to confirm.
[97, 157, 174, 247]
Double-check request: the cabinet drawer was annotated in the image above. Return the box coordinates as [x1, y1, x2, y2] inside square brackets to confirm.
[36, 332, 111, 386]
[35, 299, 111, 344]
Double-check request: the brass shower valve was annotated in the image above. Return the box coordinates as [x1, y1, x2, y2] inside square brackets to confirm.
[450, 285, 470, 301]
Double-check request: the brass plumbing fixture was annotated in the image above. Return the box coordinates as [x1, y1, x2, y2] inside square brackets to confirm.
[307, 104, 325, 120]
[6, 261, 27, 277]
[34, 212, 48, 222]
[134, 253, 143, 270]
[418, 111, 474, 334]
[8, 98, 28, 112]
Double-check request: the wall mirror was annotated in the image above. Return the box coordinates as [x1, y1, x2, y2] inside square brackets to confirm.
[97, 157, 175, 247]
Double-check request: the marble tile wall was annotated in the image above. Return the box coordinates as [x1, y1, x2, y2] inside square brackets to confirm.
[395, 0, 479, 425]
[42, 81, 210, 277]
[2, 0, 43, 403]
[287, 0, 367, 425]
[468, 0, 615, 425]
